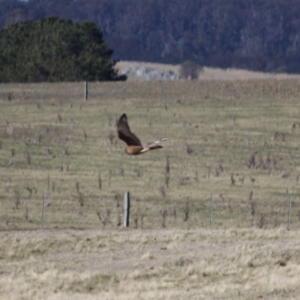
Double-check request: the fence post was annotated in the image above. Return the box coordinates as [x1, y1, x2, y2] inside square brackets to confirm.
[287, 194, 292, 231]
[124, 191, 130, 227]
[40, 82, 43, 101]
[210, 193, 213, 228]
[42, 194, 45, 229]
[206, 81, 210, 98]
[122, 82, 126, 100]
[84, 81, 88, 101]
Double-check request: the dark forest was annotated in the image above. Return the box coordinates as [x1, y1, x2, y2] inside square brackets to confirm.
[2, 0, 300, 73]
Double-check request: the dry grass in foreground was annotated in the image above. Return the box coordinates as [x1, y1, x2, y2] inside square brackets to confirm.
[0, 228, 300, 300]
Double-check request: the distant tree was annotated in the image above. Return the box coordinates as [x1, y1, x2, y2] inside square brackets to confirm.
[0, 16, 126, 82]
[179, 60, 202, 80]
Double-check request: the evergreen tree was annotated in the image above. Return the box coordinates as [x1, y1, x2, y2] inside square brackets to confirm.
[0, 16, 126, 82]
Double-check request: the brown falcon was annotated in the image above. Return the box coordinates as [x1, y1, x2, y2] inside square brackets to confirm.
[117, 113, 168, 155]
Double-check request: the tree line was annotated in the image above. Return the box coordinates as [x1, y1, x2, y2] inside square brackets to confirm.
[0, 16, 126, 82]
[1, 0, 300, 73]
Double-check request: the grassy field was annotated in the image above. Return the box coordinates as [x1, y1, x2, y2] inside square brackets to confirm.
[1, 79, 300, 299]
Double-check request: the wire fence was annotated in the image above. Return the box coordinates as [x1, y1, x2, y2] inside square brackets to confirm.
[1, 78, 300, 102]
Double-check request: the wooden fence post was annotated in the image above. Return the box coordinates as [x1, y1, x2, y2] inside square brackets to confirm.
[42, 194, 45, 229]
[210, 193, 213, 228]
[84, 81, 88, 101]
[40, 82, 43, 101]
[206, 81, 210, 98]
[124, 191, 130, 227]
[287, 194, 292, 231]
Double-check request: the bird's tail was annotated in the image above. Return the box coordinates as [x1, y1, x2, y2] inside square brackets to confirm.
[140, 138, 168, 153]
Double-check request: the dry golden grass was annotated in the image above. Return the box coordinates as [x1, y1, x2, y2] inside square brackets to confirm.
[1, 228, 300, 299]
[1, 80, 300, 230]
[1, 80, 300, 298]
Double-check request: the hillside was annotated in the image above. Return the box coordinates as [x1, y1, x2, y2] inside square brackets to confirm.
[1, 0, 300, 73]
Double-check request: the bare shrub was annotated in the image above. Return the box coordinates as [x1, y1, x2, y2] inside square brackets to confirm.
[133, 214, 139, 228]
[164, 173, 170, 188]
[215, 161, 224, 177]
[108, 115, 114, 127]
[36, 100, 41, 110]
[179, 60, 202, 80]
[273, 131, 285, 141]
[26, 187, 33, 198]
[205, 165, 211, 178]
[96, 209, 111, 228]
[194, 165, 199, 182]
[159, 185, 166, 198]
[239, 173, 245, 185]
[57, 113, 62, 123]
[140, 213, 145, 228]
[178, 173, 186, 186]
[75, 182, 85, 207]
[45, 147, 53, 155]
[4, 177, 10, 193]
[7, 92, 14, 101]
[98, 172, 102, 190]
[24, 203, 29, 220]
[160, 209, 168, 228]
[63, 147, 69, 156]
[257, 213, 267, 229]
[118, 165, 124, 177]
[173, 206, 177, 220]
[248, 191, 256, 217]
[165, 154, 170, 174]
[37, 134, 43, 143]
[134, 165, 143, 177]
[248, 151, 257, 169]
[219, 194, 227, 210]
[165, 154, 170, 187]
[14, 189, 20, 209]
[230, 173, 235, 186]
[183, 199, 190, 222]
[82, 129, 88, 141]
[185, 144, 194, 155]
[114, 193, 122, 207]
[258, 153, 264, 169]
[108, 131, 115, 145]
[108, 170, 112, 186]
[116, 211, 122, 227]
[75, 181, 80, 193]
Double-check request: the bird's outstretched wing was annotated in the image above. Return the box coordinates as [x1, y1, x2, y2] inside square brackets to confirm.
[117, 113, 142, 146]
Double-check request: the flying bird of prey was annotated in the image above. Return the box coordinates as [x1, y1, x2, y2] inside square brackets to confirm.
[117, 113, 168, 155]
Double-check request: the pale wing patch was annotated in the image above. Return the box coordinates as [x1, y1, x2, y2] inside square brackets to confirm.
[140, 148, 150, 153]
[146, 138, 168, 147]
